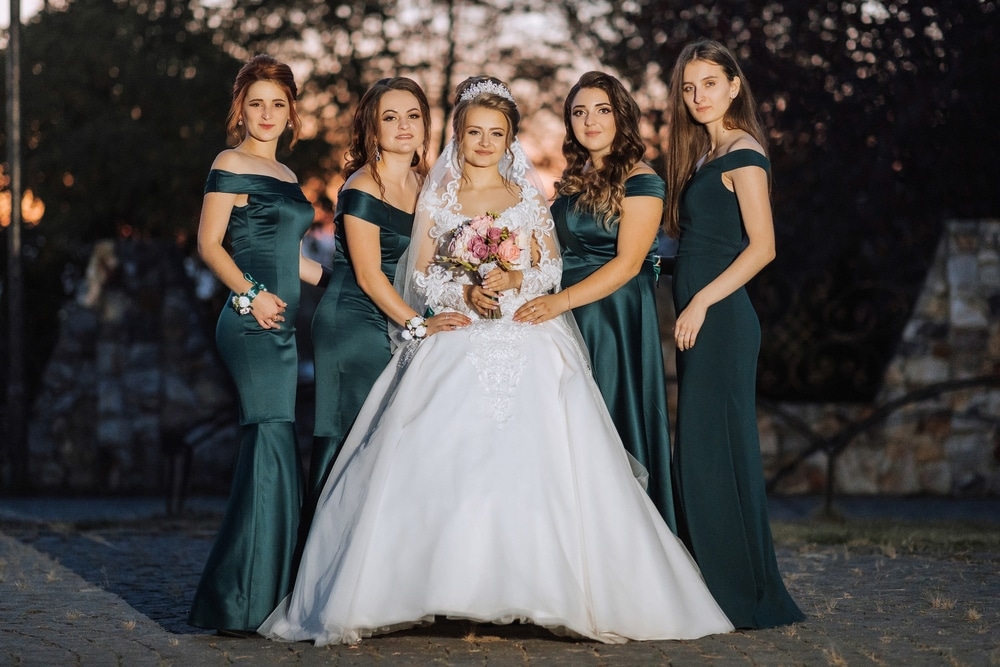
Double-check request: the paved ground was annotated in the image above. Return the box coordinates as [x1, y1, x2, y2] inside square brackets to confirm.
[0, 496, 998, 666]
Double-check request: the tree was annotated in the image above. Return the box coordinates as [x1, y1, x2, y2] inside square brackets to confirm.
[0, 0, 246, 401]
[200, 0, 597, 163]
[565, 0, 1000, 400]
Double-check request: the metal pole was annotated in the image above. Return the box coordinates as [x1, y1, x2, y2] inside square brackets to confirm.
[5, 0, 26, 491]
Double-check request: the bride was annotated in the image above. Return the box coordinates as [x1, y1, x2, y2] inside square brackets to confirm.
[258, 76, 734, 645]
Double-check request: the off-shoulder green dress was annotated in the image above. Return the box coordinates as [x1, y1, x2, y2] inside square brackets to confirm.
[672, 149, 804, 628]
[308, 189, 413, 495]
[552, 173, 676, 532]
[188, 170, 313, 632]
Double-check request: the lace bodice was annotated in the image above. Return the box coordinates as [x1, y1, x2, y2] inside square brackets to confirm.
[414, 182, 562, 318]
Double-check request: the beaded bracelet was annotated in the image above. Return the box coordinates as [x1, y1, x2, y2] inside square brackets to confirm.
[400, 315, 427, 341]
[230, 272, 267, 315]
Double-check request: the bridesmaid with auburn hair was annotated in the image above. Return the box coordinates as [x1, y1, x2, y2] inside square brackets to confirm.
[189, 54, 324, 634]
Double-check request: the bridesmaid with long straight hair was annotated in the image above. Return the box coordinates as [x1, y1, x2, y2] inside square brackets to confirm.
[664, 39, 804, 629]
[308, 77, 468, 497]
[514, 71, 676, 530]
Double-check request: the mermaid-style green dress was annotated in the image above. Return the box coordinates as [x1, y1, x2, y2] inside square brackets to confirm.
[309, 189, 412, 495]
[672, 149, 804, 628]
[188, 170, 313, 632]
[553, 173, 676, 532]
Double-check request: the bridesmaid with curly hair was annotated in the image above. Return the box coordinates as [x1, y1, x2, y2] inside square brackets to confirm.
[515, 71, 675, 530]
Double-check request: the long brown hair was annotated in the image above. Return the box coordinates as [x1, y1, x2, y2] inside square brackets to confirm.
[342, 77, 432, 198]
[556, 71, 646, 225]
[663, 40, 767, 236]
[225, 54, 301, 148]
[451, 76, 521, 189]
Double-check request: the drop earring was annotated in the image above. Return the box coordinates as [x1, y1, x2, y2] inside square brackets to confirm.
[375, 147, 382, 162]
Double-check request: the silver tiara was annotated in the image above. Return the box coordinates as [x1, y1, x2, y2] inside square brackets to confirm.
[458, 80, 515, 104]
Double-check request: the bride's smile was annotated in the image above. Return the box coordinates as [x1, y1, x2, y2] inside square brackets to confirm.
[461, 107, 509, 169]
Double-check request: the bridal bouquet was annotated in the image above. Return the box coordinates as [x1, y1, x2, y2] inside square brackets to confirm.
[436, 212, 521, 318]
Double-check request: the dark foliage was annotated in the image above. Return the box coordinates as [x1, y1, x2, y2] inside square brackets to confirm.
[0, 0, 244, 400]
[572, 0, 1000, 400]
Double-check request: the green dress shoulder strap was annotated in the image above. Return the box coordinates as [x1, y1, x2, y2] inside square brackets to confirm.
[624, 172, 666, 199]
[205, 169, 308, 201]
[336, 188, 412, 230]
[708, 149, 770, 174]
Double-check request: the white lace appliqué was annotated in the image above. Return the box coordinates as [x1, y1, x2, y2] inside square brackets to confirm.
[467, 320, 528, 426]
[412, 149, 564, 425]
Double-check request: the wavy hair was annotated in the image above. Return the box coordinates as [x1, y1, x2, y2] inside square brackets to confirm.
[225, 54, 301, 148]
[451, 76, 520, 189]
[555, 71, 646, 226]
[342, 77, 432, 198]
[663, 40, 767, 236]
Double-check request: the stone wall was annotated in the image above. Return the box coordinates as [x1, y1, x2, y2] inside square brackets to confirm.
[761, 220, 1000, 496]
[28, 239, 240, 495]
[27, 221, 1000, 499]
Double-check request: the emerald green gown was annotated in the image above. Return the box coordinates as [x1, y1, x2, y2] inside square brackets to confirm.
[552, 173, 676, 532]
[309, 189, 413, 495]
[672, 149, 804, 628]
[188, 170, 313, 632]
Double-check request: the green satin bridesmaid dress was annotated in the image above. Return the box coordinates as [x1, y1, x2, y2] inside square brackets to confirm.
[553, 173, 676, 532]
[309, 189, 412, 495]
[672, 149, 804, 628]
[188, 170, 313, 632]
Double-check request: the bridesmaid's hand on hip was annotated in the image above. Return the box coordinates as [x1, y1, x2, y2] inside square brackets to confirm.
[252, 292, 288, 330]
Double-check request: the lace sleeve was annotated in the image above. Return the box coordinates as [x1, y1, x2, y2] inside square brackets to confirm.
[414, 264, 472, 314]
[518, 190, 562, 299]
[408, 197, 475, 315]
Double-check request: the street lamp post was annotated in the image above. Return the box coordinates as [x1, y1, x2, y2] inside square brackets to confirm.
[5, 0, 26, 491]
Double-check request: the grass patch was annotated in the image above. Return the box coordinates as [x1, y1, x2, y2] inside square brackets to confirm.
[771, 518, 1000, 557]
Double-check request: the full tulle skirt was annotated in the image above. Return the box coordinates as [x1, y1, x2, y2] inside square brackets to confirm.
[259, 318, 733, 645]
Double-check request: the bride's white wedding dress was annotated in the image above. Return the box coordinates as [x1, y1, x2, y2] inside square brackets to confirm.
[258, 142, 733, 645]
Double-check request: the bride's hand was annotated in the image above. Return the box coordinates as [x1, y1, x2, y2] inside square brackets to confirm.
[467, 285, 500, 317]
[425, 311, 471, 336]
[513, 293, 566, 325]
[481, 267, 522, 293]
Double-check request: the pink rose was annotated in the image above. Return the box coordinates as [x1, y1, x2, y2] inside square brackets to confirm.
[487, 225, 504, 242]
[468, 235, 489, 260]
[496, 238, 521, 263]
